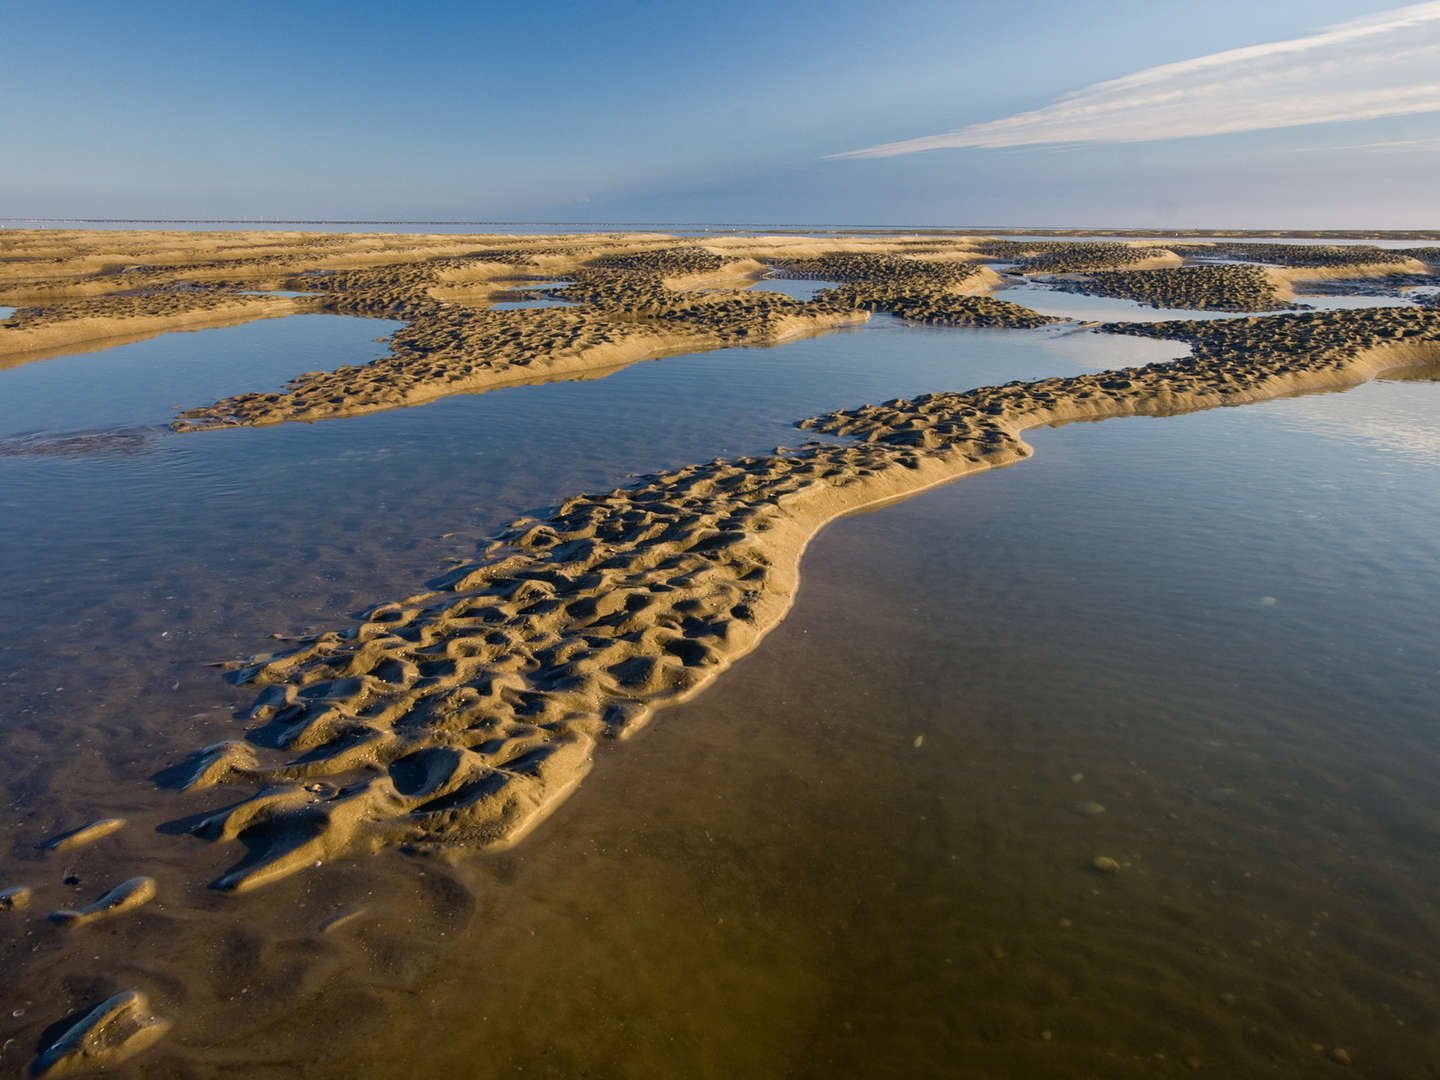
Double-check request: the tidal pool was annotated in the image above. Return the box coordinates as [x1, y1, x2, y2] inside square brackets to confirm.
[991, 280, 1415, 323]
[749, 276, 843, 301]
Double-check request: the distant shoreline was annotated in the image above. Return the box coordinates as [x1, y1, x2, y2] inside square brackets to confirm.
[4, 218, 1440, 241]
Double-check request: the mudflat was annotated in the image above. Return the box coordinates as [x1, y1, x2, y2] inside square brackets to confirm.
[2, 228, 1440, 1077]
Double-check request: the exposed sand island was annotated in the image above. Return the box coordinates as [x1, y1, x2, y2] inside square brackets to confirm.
[6, 228, 1440, 1074]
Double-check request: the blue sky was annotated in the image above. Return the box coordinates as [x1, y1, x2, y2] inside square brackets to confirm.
[6, 0, 1440, 226]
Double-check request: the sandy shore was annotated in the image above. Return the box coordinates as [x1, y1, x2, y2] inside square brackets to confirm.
[6, 231, 1440, 1074]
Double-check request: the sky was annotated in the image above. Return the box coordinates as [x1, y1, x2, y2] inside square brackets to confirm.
[5, 0, 1440, 228]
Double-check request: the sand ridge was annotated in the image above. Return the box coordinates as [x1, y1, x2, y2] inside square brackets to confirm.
[970, 240, 1185, 274]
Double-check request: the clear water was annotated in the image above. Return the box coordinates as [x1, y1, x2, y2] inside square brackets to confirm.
[236, 290, 320, 298]
[0, 314, 403, 436]
[749, 277, 843, 301]
[487, 281, 579, 310]
[992, 281, 1415, 323]
[489, 297, 579, 310]
[0, 307, 15, 319]
[0, 316, 1180, 628]
[1292, 293, 1418, 311]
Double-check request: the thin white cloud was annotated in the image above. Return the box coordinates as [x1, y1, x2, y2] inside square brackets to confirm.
[832, 3, 1440, 158]
[1291, 136, 1440, 152]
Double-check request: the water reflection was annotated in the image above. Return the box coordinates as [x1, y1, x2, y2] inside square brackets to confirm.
[991, 280, 1414, 323]
[489, 281, 578, 310]
[0, 314, 402, 435]
[489, 297, 579, 310]
[748, 277, 843, 301]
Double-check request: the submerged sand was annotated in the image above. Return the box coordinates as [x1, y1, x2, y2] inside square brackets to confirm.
[4, 229, 1440, 1075]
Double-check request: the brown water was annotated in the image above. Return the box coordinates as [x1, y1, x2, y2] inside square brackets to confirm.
[1, 311, 1437, 1078]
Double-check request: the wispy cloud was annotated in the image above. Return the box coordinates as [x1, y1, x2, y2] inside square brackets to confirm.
[832, 3, 1440, 158]
[1290, 136, 1440, 152]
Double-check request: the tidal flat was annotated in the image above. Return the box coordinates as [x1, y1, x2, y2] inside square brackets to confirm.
[1, 229, 1438, 1077]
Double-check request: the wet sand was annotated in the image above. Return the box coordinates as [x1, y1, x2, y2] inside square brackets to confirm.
[4, 231, 1440, 1075]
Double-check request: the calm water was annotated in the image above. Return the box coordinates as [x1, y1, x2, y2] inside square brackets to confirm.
[0, 306, 1436, 1077]
[488, 297, 580, 310]
[749, 277, 843, 301]
[497, 374, 1440, 1079]
[0, 314, 402, 435]
[0, 312, 1180, 796]
[486, 281, 578, 311]
[991, 281, 1415, 323]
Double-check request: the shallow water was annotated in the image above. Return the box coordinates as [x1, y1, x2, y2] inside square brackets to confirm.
[1292, 293, 1418, 311]
[0, 306, 1434, 1076]
[488, 297, 580, 310]
[749, 276, 842, 301]
[387, 375, 1440, 1079]
[0, 314, 402, 436]
[0, 312, 1179, 797]
[991, 280, 1414, 323]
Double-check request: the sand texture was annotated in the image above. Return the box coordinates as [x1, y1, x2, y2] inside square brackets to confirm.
[1172, 241, 1434, 271]
[973, 240, 1184, 273]
[1044, 264, 1293, 311]
[139, 304, 1440, 894]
